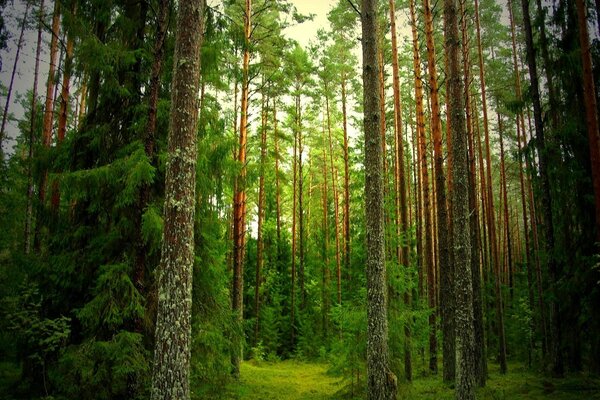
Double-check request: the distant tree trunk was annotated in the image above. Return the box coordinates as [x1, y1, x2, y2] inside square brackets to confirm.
[411, 0, 437, 372]
[297, 90, 306, 309]
[462, 0, 486, 385]
[255, 92, 268, 346]
[409, 0, 425, 297]
[134, 0, 169, 333]
[575, 0, 600, 242]
[0, 2, 29, 158]
[428, 0, 454, 379]
[232, 0, 251, 378]
[497, 115, 513, 299]
[291, 94, 298, 347]
[25, 0, 44, 255]
[420, 0, 439, 373]
[321, 112, 330, 336]
[51, 5, 76, 212]
[520, 0, 563, 377]
[475, 0, 507, 373]
[508, 0, 538, 362]
[362, 0, 397, 398]
[150, 0, 204, 398]
[447, 0, 476, 392]
[274, 101, 282, 253]
[389, 0, 412, 381]
[341, 73, 351, 279]
[325, 90, 342, 305]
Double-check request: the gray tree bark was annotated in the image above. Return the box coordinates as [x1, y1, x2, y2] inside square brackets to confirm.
[446, 0, 476, 395]
[361, 0, 397, 399]
[150, 1, 204, 399]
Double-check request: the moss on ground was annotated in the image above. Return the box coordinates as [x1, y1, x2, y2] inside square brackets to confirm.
[205, 360, 600, 400]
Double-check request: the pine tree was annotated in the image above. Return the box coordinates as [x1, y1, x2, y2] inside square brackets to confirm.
[151, 1, 205, 398]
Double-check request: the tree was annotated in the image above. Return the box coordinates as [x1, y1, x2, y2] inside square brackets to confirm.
[151, 0, 205, 398]
[361, 0, 397, 398]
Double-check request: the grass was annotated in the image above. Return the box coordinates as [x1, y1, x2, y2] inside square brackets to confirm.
[205, 359, 346, 399]
[206, 360, 600, 400]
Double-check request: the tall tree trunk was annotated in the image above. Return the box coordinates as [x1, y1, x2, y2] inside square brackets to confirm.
[25, 0, 44, 255]
[150, 1, 204, 398]
[297, 91, 306, 309]
[575, 0, 600, 242]
[520, 0, 563, 376]
[291, 95, 298, 348]
[462, 0, 486, 385]
[426, 0, 454, 379]
[447, 0, 476, 392]
[255, 92, 268, 346]
[232, 0, 251, 378]
[498, 115, 513, 300]
[341, 74, 351, 279]
[321, 112, 330, 337]
[135, 0, 169, 333]
[325, 90, 342, 305]
[51, 5, 76, 212]
[475, 0, 508, 373]
[410, 0, 437, 372]
[389, 0, 412, 381]
[0, 2, 30, 158]
[508, 0, 539, 361]
[362, 0, 397, 398]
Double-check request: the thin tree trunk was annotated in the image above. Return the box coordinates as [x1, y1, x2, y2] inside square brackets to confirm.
[389, 0, 412, 381]
[575, 0, 600, 242]
[25, 0, 44, 255]
[426, 0, 454, 379]
[150, 1, 204, 398]
[341, 73, 351, 279]
[134, 0, 169, 334]
[232, 0, 251, 378]
[462, 0, 486, 385]
[0, 2, 30, 157]
[325, 90, 342, 305]
[297, 91, 306, 309]
[520, 0, 563, 376]
[362, 0, 398, 397]
[321, 111, 330, 337]
[411, 0, 437, 372]
[475, 0, 508, 373]
[255, 92, 268, 346]
[51, 5, 76, 212]
[498, 115, 513, 300]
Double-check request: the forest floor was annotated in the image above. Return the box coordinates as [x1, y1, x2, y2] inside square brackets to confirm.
[203, 360, 600, 400]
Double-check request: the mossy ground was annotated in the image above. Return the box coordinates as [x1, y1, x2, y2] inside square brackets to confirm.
[201, 360, 600, 400]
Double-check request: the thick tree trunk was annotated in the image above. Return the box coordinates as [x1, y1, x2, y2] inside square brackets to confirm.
[25, 0, 44, 255]
[232, 0, 251, 378]
[362, 0, 397, 398]
[520, 0, 563, 376]
[447, 0, 476, 393]
[0, 2, 29, 157]
[150, 1, 204, 398]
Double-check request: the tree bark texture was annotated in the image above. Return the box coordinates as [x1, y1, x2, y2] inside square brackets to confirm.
[150, 1, 204, 399]
[361, 0, 397, 398]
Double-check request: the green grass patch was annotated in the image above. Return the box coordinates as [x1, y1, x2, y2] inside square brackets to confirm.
[200, 360, 600, 399]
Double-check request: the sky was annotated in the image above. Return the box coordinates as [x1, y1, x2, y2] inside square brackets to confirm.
[0, 0, 342, 155]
